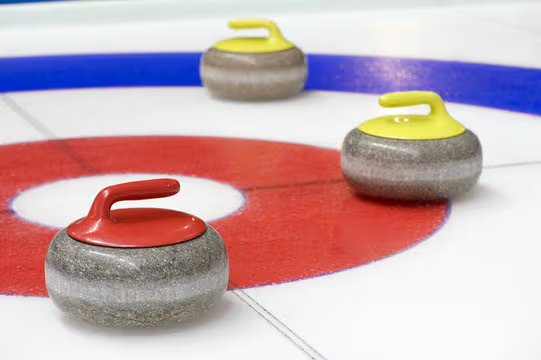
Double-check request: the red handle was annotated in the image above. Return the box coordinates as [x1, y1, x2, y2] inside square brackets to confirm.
[85, 178, 180, 221]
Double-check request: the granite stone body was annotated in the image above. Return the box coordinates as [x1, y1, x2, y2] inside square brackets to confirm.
[200, 47, 307, 101]
[45, 226, 228, 327]
[341, 128, 482, 201]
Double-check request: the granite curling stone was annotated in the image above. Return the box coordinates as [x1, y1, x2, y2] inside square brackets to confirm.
[44, 178, 229, 327]
[200, 18, 307, 101]
[341, 91, 482, 201]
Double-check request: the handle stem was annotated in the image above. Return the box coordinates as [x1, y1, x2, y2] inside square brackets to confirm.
[228, 18, 285, 44]
[379, 91, 450, 120]
[85, 179, 180, 222]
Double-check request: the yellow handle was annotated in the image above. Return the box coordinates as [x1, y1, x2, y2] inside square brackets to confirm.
[228, 19, 285, 44]
[229, 19, 283, 40]
[379, 91, 451, 124]
[213, 18, 294, 53]
[358, 91, 466, 140]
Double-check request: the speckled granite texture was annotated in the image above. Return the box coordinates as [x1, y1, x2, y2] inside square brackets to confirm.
[341, 128, 482, 201]
[45, 226, 228, 327]
[200, 47, 307, 101]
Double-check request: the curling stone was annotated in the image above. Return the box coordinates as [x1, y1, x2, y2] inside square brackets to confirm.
[44, 178, 229, 327]
[341, 91, 482, 201]
[200, 18, 307, 101]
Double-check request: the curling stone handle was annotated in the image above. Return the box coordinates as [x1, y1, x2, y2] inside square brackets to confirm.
[85, 179, 180, 221]
[378, 91, 452, 124]
[228, 18, 287, 45]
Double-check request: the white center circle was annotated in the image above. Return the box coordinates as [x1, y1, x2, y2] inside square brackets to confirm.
[10, 173, 246, 228]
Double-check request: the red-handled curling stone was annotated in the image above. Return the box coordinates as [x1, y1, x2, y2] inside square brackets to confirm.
[45, 178, 229, 327]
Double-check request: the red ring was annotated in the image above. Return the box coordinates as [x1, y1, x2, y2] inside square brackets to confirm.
[0, 136, 448, 296]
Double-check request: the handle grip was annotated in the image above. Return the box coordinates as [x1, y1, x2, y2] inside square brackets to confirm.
[379, 91, 449, 118]
[86, 179, 180, 221]
[228, 18, 285, 44]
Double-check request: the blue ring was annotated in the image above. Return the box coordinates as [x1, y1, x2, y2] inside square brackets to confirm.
[0, 0, 70, 3]
[1, 52, 540, 115]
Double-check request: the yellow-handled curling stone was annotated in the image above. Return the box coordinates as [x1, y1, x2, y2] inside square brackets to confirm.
[200, 19, 307, 101]
[341, 91, 482, 201]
